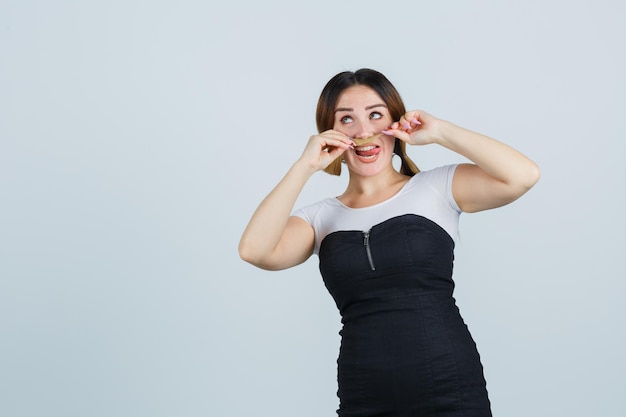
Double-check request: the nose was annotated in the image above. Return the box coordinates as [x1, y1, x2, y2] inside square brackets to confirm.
[353, 131, 374, 139]
[352, 121, 375, 139]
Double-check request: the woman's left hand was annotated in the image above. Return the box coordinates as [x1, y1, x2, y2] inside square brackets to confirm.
[381, 110, 442, 146]
[384, 110, 540, 213]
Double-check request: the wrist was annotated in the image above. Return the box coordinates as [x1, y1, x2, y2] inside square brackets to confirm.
[292, 158, 318, 178]
[433, 120, 460, 146]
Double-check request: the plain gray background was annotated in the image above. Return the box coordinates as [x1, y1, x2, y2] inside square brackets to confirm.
[1, 1, 624, 416]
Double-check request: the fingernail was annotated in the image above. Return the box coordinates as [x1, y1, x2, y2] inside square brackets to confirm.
[381, 130, 393, 135]
[402, 122, 411, 129]
[411, 118, 421, 125]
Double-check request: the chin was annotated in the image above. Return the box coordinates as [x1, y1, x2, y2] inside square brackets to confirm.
[347, 161, 391, 177]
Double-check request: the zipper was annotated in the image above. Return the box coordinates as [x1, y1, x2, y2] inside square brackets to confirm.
[363, 230, 376, 270]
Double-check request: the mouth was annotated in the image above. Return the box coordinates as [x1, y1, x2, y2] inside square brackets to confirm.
[350, 133, 386, 160]
[354, 144, 381, 159]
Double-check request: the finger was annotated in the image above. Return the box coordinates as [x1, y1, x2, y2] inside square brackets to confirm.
[326, 145, 348, 161]
[319, 136, 354, 151]
[408, 111, 422, 127]
[322, 130, 356, 146]
[312, 132, 346, 145]
[398, 116, 412, 131]
[397, 114, 422, 133]
[381, 128, 410, 142]
[407, 113, 421, 127]
[397, 111, 418, 126]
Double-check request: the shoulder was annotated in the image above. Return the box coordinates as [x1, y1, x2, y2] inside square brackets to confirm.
[407, 164, 458, 189]
[292, 197, 342, 224]
[417, 164, 458, 179]
[405, 164, 461, 213]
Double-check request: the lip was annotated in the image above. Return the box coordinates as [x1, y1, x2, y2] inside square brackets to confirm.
[352, 143, 382, 163]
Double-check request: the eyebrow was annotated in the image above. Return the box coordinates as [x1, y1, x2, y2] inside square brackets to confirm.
[334, 103, 387, 113]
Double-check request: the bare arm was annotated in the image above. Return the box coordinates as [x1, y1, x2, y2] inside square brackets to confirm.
[238, 131, 354, 270]
[384, 111, 541, 213]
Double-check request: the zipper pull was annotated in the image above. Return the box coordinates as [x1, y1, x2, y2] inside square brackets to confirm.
[363, 230, 376, 271]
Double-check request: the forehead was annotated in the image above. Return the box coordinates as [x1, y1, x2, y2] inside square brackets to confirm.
[336, 85, 384, 108]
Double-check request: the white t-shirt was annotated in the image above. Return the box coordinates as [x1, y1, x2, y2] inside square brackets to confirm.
[293, 164, 462, 255]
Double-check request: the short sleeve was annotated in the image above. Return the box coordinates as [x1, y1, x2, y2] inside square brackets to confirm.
[443, 164, 462, 213]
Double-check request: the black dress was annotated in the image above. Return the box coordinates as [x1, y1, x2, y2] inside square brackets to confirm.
[319, 214, 492, 417]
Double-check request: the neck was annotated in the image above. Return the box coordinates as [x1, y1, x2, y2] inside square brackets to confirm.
[345, 166, 407, 196]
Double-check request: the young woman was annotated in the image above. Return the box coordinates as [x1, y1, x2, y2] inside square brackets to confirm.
[239, 68, 540, 416]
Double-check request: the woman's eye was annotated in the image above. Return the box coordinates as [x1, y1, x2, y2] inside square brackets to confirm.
[370, 112, 383, 120]
[340, 116, 353, 123]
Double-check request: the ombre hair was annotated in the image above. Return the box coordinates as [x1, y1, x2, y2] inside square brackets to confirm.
[315, 68, 419, 176]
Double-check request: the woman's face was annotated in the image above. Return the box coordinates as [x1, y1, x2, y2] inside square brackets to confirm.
[333, 85, 396, 176]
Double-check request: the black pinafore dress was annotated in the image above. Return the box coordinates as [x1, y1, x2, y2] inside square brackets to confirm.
[319, 214, 492, 417]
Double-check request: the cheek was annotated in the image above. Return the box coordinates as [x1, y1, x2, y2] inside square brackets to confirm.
[334, 124, 355, 137]
[383, 136, 396, 150]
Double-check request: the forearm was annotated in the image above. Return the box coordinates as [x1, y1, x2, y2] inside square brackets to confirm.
[238, 160, 314, 262]
[436, 120, 540, 188]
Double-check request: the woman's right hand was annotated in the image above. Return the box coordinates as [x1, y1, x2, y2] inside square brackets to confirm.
[297, 130, 355, 172]
[240, 130, 352, 270]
